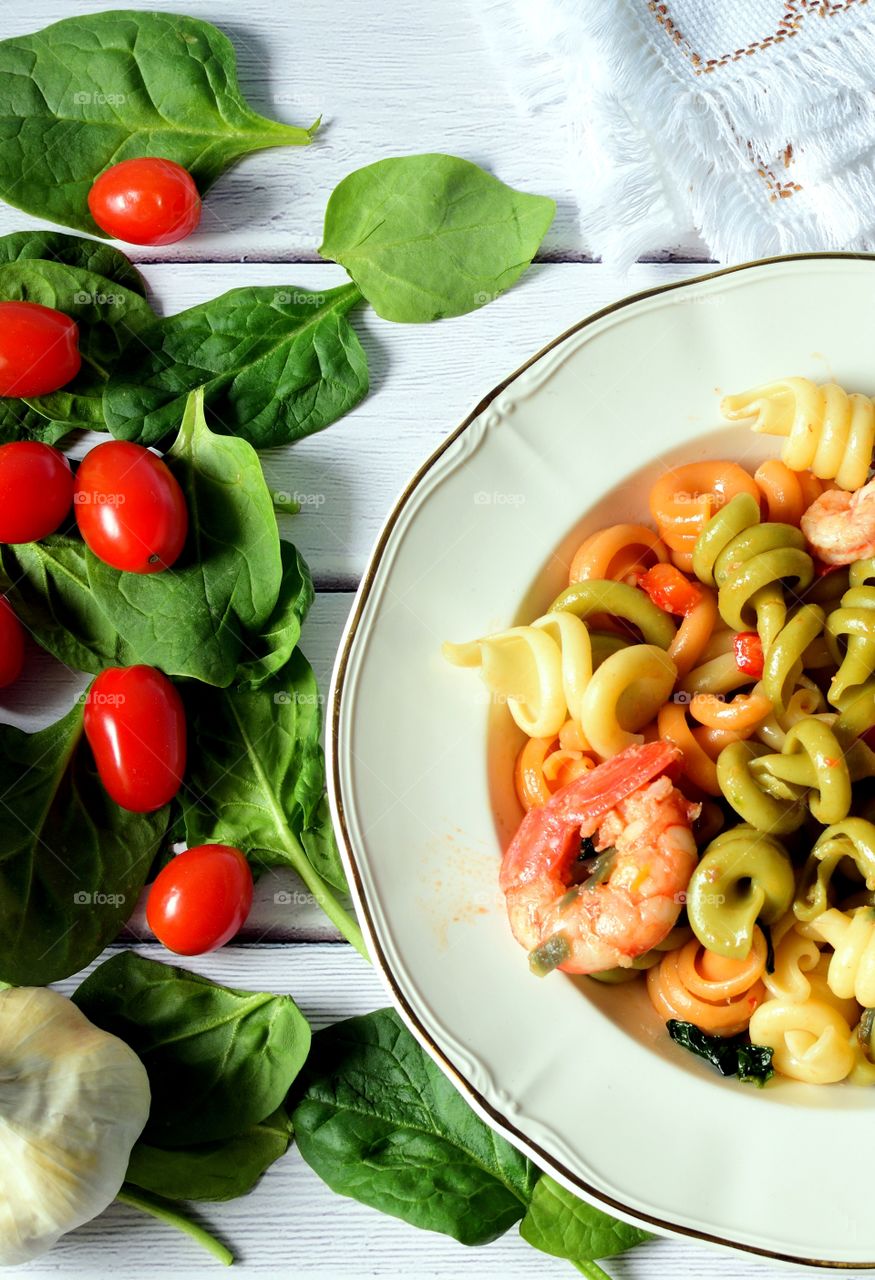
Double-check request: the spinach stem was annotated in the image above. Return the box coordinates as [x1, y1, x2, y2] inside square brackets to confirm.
[79, 350, 110, 379]
[573, 1262, 612, 1280]
[284, 828, 369, 960]
[117, 1186, 233, 1266]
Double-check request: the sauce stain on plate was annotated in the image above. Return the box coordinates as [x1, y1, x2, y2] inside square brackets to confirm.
[417, 827, 504, 950]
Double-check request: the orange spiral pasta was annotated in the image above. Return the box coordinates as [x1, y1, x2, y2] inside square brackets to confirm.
[689, 691, 772, 731]
[753, 460, 834, 524]
[666, 587, 718, 678]
[657, 702, 720, 795]
[647, 927, 768, 1036]
[513, 725, 595, 811]
[568, 523, 668, 585]
[649, 462, 760, 571]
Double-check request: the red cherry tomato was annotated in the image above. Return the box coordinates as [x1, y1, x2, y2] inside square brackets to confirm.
[0, 597, 25, 687]
[74, 440, 188, 574]
[84, 665, 186, 812]
[146, 844, 254, 955]
[733, 631, 764, 679]
[0, 442, 73, 543]
[0, 301, 81, 397]
[88, 158, 202, 246]
[638, 563, 703, 617]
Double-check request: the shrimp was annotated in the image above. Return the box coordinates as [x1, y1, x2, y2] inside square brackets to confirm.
[801, 479, 875, 565]
[500, 741, 699, 976]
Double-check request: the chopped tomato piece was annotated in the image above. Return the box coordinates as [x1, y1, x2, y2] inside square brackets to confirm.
[733, 631, 764, 679]
[638, 563, 703, 616]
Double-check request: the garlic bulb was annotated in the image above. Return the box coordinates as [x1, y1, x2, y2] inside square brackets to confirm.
[0, 986, 151, 1265]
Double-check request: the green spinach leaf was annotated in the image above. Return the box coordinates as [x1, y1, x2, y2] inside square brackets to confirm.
[235, 541, 314, 690]
[74, 952, 311, 1148]
[126, 1106, 294, 1202]
[0, 11, 316, 235]
[320, 154, 555, 322]
[0, 259, 154, 434]
[0, 535, 129, 673]
[183, 649, 360, 943]
[291, 1008, 538, 1245]
[0, 702, 168, 984]
[103, 283, 368, 448]
[0, 230, 146, 295]
[87, 387, 283, 685]
[520, 1174, 651, 1273]
[667, 1020, 775, 1086]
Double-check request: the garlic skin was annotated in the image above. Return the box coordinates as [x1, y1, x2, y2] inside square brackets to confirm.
[0, 987, 151, 1265]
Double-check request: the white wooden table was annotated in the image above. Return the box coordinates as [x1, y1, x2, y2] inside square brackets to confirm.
[0, 2, 836, 1277]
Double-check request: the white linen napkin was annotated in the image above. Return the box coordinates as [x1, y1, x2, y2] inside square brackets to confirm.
[474, 0, 875, 263]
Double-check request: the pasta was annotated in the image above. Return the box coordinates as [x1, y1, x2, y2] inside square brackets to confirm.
[722, 378, 875, 490]
[810, 908, 875, 1006]
[446, 377, 875, 1088]
[646, 928, 767, 1036]
[686, 825, 794, 959]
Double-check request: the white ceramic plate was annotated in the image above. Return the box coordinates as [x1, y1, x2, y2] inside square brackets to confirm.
[328, 255, 875, 1269]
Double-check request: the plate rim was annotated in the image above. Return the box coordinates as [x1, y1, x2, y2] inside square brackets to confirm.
[327, 251, 875, 1271]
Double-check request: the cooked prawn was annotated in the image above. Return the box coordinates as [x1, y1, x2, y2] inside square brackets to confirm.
[801, 479, 875, 565]
[500, 741, 699, 975]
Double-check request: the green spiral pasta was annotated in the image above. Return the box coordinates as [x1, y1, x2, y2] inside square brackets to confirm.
[762, 604, 825, 714]
[687, 825, 794, 959]
[717, 739, 807, 834]
[795, 818, 875, 922]
[548, 580, 676, 648]
[718, 718, 875, 832]
[751, 719, 875, 825]
[827, 559, 875, 703]
[692, 493, 814, 650]
[834, 678, 875, 743]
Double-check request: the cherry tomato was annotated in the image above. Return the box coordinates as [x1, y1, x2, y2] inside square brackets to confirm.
[733, 631, 764, 679]
[146, 844, 254, 955]
[84, 665, 186, 812]
[638, 562, 703, 616]
[0, 442, 73, 543]
[0, 597, 25, 687]
[88, 158, 202, 246]
[0, 301, 80, 398]
[74, 440, 188, 574]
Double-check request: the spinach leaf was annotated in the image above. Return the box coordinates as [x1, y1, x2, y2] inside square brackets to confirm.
[520, 1174, 651, 1274]
[183, 650, 360, 943]
[0, 402, 69, 446]
[0, 11, 316, 236]
[0, 259, 154, 434]
[0, 702, 168, 984]
[235, 541, 314, 690]
[87, 387, 283, 685]
[0, 230, 146, 295]
[667, 1020, 774, 1086]
[320, 154, 555, 322]
[74, 952, 311, 1148]
[103, 283, 368, 448]
[126, 1106, 294, 1202]
[291, 1008, 538, 1245]
[0, 535, 129, 673]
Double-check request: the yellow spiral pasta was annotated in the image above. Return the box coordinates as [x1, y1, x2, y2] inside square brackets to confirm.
[686, 825, 794, 958]
[722, 378, 875, 491]
[810, 907, 875, 1007]
[579, 644, 677, 759]
[442, 610, 592, 737]
[749, 997, 857, 1084]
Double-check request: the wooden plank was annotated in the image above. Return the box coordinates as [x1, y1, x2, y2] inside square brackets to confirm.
[26, 944, 778, 1280]
[0, 0, 707, 263]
